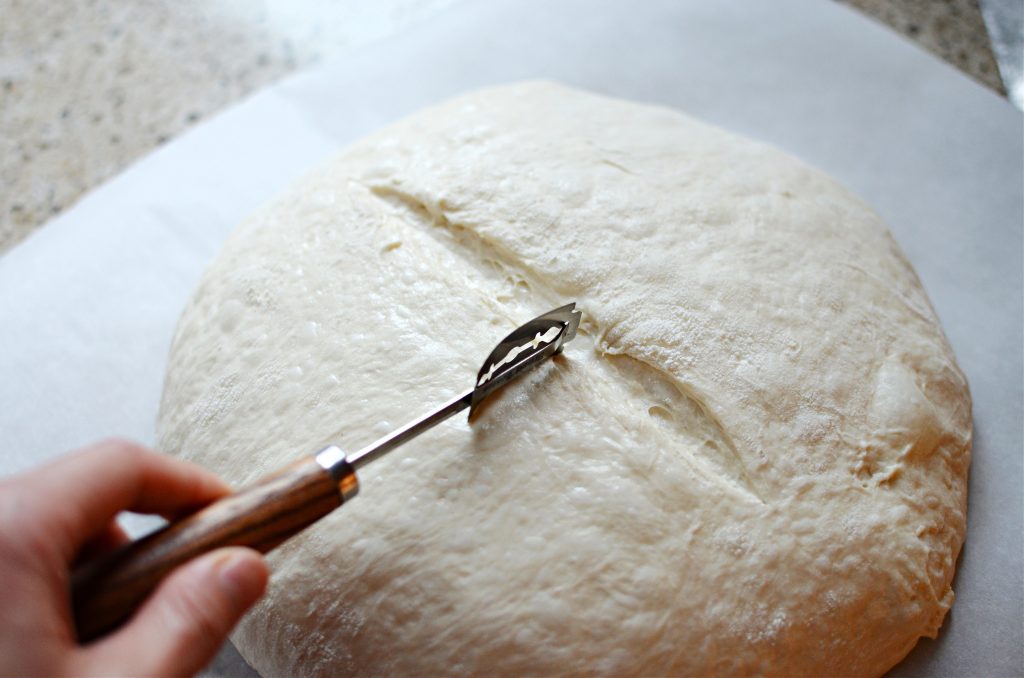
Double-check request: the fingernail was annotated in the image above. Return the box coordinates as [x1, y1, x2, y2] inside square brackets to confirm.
[215, 550, 266, 606]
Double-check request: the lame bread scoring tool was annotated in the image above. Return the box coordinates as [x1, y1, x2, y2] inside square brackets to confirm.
[71, 302, 582, 642]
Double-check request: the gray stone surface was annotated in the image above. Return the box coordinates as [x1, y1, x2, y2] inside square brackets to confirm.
[0, 0, 456, 252]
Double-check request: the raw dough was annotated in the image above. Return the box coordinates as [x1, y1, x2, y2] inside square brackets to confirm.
[157, 82, 971, 677]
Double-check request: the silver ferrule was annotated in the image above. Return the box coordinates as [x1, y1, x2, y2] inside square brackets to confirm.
[314, 445, 360, 502]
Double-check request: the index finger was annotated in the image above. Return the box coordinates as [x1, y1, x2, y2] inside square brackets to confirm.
[11, 439, 231, 562]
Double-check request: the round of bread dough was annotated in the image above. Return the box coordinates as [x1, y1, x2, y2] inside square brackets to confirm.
[157, 82, 971, 677]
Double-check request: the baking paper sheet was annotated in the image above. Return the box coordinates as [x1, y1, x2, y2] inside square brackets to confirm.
[1, 0, 1020, 675]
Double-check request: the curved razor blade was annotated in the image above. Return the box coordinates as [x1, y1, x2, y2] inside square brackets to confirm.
[469, 302, 582, 418]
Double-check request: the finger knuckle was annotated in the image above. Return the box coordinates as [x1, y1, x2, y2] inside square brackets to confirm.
[97, 437, 146, 461]
[85, 439, 151, 483]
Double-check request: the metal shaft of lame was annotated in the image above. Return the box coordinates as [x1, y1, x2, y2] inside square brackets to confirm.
[320, 308, 577, 477]
[345, 387, 474, 471]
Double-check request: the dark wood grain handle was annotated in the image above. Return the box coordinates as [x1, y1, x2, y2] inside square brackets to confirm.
[71, 453, 358, 643]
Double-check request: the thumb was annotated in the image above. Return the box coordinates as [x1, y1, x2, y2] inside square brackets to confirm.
[83, 547, 268, 677]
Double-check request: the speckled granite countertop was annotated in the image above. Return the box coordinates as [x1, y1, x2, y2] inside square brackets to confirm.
[0, 0, 1008, 253]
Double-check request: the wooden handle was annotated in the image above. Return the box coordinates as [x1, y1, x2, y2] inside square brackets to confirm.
[71, 454, 357, 643]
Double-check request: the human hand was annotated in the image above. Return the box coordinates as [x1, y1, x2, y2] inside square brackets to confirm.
[0, 439, 269, 677]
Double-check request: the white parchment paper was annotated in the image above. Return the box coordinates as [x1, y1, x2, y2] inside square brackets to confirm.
[1, 1, 1020, 675]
